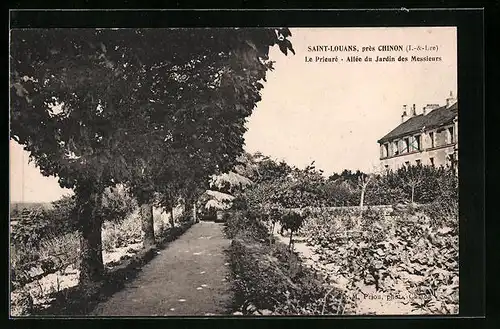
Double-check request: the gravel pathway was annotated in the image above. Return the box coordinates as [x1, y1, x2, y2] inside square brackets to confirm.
[90, 221, 233, 316]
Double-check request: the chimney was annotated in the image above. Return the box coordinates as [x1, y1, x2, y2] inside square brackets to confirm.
[411, 104, 417, 116]
[446, 91, 456, 108]
[423, 103, 440, 115]
[401, 104, 408, 123]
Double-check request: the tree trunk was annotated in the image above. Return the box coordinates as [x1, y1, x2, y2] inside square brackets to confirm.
[269, 220, 276, 245]
[140, 203, 155, 248]
[170, 206, 175, 228]
[192, 201, 198, 223]
[411, 185, 415, 204]
[358, 187, 366, 228]
[289, 230, 294, 252]
[77, 186, 104, 287]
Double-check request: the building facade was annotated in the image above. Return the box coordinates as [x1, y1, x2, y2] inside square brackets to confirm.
[378, 92, 458, 172]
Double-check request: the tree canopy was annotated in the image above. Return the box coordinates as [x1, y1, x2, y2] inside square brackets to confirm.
[10, 28, 295, 284]
[10, 28, 295, 194]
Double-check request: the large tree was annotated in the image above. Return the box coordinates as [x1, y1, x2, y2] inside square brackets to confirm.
[10, 28, 294, 286]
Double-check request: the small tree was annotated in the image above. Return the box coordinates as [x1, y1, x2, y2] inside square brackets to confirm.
[268, 207, 282, 243]
[156, 182, 183, 229]
[279, 210, 306, 252]
[357, 173, 374, 208]
[397, 164, 426, 204]
[322, 179, 356, 206]
[181, 181, 208, 224]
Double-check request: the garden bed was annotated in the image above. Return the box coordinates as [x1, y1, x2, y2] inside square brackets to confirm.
[295, 206, 459, 315]
[11, 220, 194, 317]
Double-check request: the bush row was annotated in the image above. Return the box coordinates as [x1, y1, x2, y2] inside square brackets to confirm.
[11, 186, 136, 250]
[225, 211, 347, 315]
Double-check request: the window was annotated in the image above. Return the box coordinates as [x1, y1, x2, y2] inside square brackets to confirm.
[403, 138, 409, 153]
[448, 127, 455, 144]
[446, 154, 453, 168]
[381, 143, 389, 158]
[429, 132, 435, 148]
[413, 134, 421, 151]
[416, 159, 421, 166]
[429, 157, 435, 166]
[393, 141, 399, 156]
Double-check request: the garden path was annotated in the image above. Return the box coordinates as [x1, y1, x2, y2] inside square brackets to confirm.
[90, 221, 233, 316]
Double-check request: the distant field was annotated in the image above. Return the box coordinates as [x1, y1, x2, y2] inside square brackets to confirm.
[10, 201, 53, 216]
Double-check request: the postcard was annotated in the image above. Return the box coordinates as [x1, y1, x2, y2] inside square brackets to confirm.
[10, 22, 463, 317]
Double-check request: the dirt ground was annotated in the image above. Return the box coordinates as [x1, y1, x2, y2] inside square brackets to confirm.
[90, 221, 234, 316]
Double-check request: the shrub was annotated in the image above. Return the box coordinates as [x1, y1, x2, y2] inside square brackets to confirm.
[99, 184, 137, 223]
[222, 212, 231, 222]
[231, 194, 248, 211]
[280, 211, 305, 232]
[102, 211, 142, 251]
[230, 239, 289, 311]
[225, 210, 346, 315]
[177, 212, 191, 223]
[11, 208, 50, 249]
[229, 238, 345, 315]
[224, 211, 269, 241]
[38, 232, 80, 268]
[11, 185, 136, 269]
[421, 199, 458, 228]
[47, 195, 78, 234]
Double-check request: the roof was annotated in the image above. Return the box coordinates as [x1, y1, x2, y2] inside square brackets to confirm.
[205, 199, 230, 210]
[378, 102, 458, 144]
[210, 171, 253, 189]
[204, 190, 235, 202]
[202, 190, 235, 210]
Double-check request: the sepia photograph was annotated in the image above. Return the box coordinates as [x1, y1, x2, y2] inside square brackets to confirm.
[10, 25, 459, 317]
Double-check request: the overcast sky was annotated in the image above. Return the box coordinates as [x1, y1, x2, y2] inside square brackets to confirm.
[10, 27, 457, 202]
[244, 27, 457, 174]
